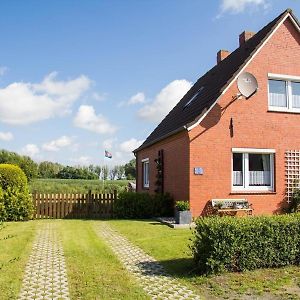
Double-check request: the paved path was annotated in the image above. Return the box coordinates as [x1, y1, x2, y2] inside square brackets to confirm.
[19, 223, 70, 300]
[98, 223, 201, 300]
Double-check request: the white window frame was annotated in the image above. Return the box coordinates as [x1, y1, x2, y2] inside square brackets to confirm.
[142, 158, 149, 188]
[231, 148, 275, 192]
[268, 73, 300, 113]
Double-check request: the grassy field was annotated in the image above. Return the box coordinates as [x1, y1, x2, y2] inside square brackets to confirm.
[109, 220, 300, 300]
[0, 220, 147, 300]
[0, 221, 38, 299]
[29, 178, 130, 194]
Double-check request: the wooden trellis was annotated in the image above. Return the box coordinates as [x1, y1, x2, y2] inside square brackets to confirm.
[285, 150, 300, 203]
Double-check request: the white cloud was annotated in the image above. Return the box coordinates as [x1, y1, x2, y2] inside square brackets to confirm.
[92, 92, 107, 102]
[219, 0, 269, 14]
[120, 138, 144, 153]
[138, 79, 192, 123]
[0, 72, 91, 125]
[102, 138, 116, 150]
[70, 156, 92, 166]
[128, 92, 145, 105]
[21, 144, 40, 158]
[0, 66, 8, 76]
[118, 92, 145, 107]
[0, 131, 13, 141]
[73, 105, 117, 134]
[42, 135, 73, 152]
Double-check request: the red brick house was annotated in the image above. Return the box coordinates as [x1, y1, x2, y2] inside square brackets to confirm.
[134, 9, 300, 217]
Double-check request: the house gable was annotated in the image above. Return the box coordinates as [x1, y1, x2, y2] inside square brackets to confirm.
[135, 9, 299, 153]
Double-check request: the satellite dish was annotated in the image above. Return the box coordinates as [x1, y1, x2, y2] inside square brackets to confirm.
[237, 72, 258, 99]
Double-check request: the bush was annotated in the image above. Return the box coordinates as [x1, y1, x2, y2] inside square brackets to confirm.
[0, 164, 33, 221]
[114, 192, 174, 219]
[288, 188, 300, 213]
[176, 201, 190, 211]
[192, 214, 300, 274]
[0, 164, 28, 192]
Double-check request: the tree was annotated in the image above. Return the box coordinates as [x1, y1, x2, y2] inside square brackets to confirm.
[0, 149, 38, 180]
[125, 159, 136, 180]
[38, 161, 63, 178]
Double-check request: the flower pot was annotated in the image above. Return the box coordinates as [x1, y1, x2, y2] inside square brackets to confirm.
[175, 210, 192, 224]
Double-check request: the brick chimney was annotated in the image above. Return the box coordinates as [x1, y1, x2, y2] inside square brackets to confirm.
[239, 31, 255, 46]
[217, 49, 230, 64]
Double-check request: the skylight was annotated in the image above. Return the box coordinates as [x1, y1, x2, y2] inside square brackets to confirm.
[184, 87, 204, 109]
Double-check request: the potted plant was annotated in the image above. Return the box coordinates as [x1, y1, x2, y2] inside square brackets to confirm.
[175, 201, 192, 224]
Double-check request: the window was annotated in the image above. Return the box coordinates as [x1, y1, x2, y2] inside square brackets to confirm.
[142, 158, 149, 188]
[232, 149, 274, 191]
[268, 75, 300, 112]
[183, 87, 204, 109]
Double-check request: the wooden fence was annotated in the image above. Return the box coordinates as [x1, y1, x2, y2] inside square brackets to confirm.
[32, 190, 117, 219]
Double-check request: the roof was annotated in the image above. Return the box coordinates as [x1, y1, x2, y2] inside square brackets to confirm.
[135, 9, 299, 153]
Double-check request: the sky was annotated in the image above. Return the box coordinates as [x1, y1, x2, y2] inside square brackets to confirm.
[0, 0, 299, 166]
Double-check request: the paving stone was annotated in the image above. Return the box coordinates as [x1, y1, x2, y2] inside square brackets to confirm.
[18, 223, 70, 300]
[97, 223, 201, 300]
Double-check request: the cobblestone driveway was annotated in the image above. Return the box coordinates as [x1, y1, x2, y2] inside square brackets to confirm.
[97, 223, 201, 300]
[18, 223, 70, 300]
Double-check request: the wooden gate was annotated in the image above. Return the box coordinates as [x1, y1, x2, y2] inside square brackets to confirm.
[32, 190, 117, 219]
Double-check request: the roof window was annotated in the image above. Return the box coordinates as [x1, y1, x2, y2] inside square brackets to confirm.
[183, 87, 204, 109]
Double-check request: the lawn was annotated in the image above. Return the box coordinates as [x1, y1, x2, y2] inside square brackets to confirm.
[109, 219, 300, 300]
[0, 221, 38, 299]
[0, 220, 148, 300]
[29, 178, 130, 194]
[3, 219, 300, 300]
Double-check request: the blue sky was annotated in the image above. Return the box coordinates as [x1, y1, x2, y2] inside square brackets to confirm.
[0, 0, 299, 166]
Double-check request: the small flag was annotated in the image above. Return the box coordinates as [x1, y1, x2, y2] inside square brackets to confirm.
[105, 150, 112, 159]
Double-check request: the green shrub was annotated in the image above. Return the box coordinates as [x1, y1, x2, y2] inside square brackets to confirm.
[2, 187, 33, 221]
[192, 214, 300, 275]
[288, 188, 300, 213]
[0, 164, 33, 221]
[114, 192, 174, 219]
[175, 201, 190, 211]
[0, 164, 28, 192]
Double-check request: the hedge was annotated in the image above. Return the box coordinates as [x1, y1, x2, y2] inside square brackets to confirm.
[0, 164, 28, 192]
[113, 192, 174, 218]
[0, 164, 33, 221]
[192, 214, 300, 274]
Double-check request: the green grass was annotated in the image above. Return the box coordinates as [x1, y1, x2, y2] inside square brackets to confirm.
[0, 220, 147, 300]
[29, 178, 130, 194]
[108, 219, 300, 300]
[0, 221, 38, 299]
[55, 220, 148, 300]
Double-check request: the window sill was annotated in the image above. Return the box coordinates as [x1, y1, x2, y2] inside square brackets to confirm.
[230, 191, 276, 195]
[268, 108, 300, 114]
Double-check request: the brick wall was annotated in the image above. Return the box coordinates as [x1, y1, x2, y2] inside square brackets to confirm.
[136, 18, 300, 217]
[188, 18, 300, 216]
[136, 131, 189, 202]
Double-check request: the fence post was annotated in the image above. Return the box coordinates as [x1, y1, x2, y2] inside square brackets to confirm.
[112, 190, 117, 217]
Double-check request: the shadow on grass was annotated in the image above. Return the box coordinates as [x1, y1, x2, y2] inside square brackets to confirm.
[157, 258, 198, 279]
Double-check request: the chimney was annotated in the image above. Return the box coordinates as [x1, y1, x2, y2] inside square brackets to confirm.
[217, 49, 230, 64]
[239, 31, 255, 46]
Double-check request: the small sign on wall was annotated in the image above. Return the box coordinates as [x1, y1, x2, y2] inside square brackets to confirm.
[194, 167, 204, 175]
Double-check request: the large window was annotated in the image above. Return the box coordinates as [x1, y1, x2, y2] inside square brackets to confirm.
[232, 149, 274, 191]
[268, 75, 300, 112]
[142, 158, 149, 188]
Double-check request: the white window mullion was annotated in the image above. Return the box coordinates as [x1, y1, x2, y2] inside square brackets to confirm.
[287, 81, 292, 110]
[244, 153, 249, 189]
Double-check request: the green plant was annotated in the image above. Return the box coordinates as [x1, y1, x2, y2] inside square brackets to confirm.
[113, 192, 174, 218]
[192, 214, 300, 275]
[0, 164, 28, 192]
[0, 164, 33, 221]
[175, 201, 190, 211]
[288, 188, 300, 213]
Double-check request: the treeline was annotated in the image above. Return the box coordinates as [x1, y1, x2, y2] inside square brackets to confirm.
[0, 149, 136, 181]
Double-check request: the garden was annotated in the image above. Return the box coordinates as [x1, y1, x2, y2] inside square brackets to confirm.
[2, 161, 300, 299]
